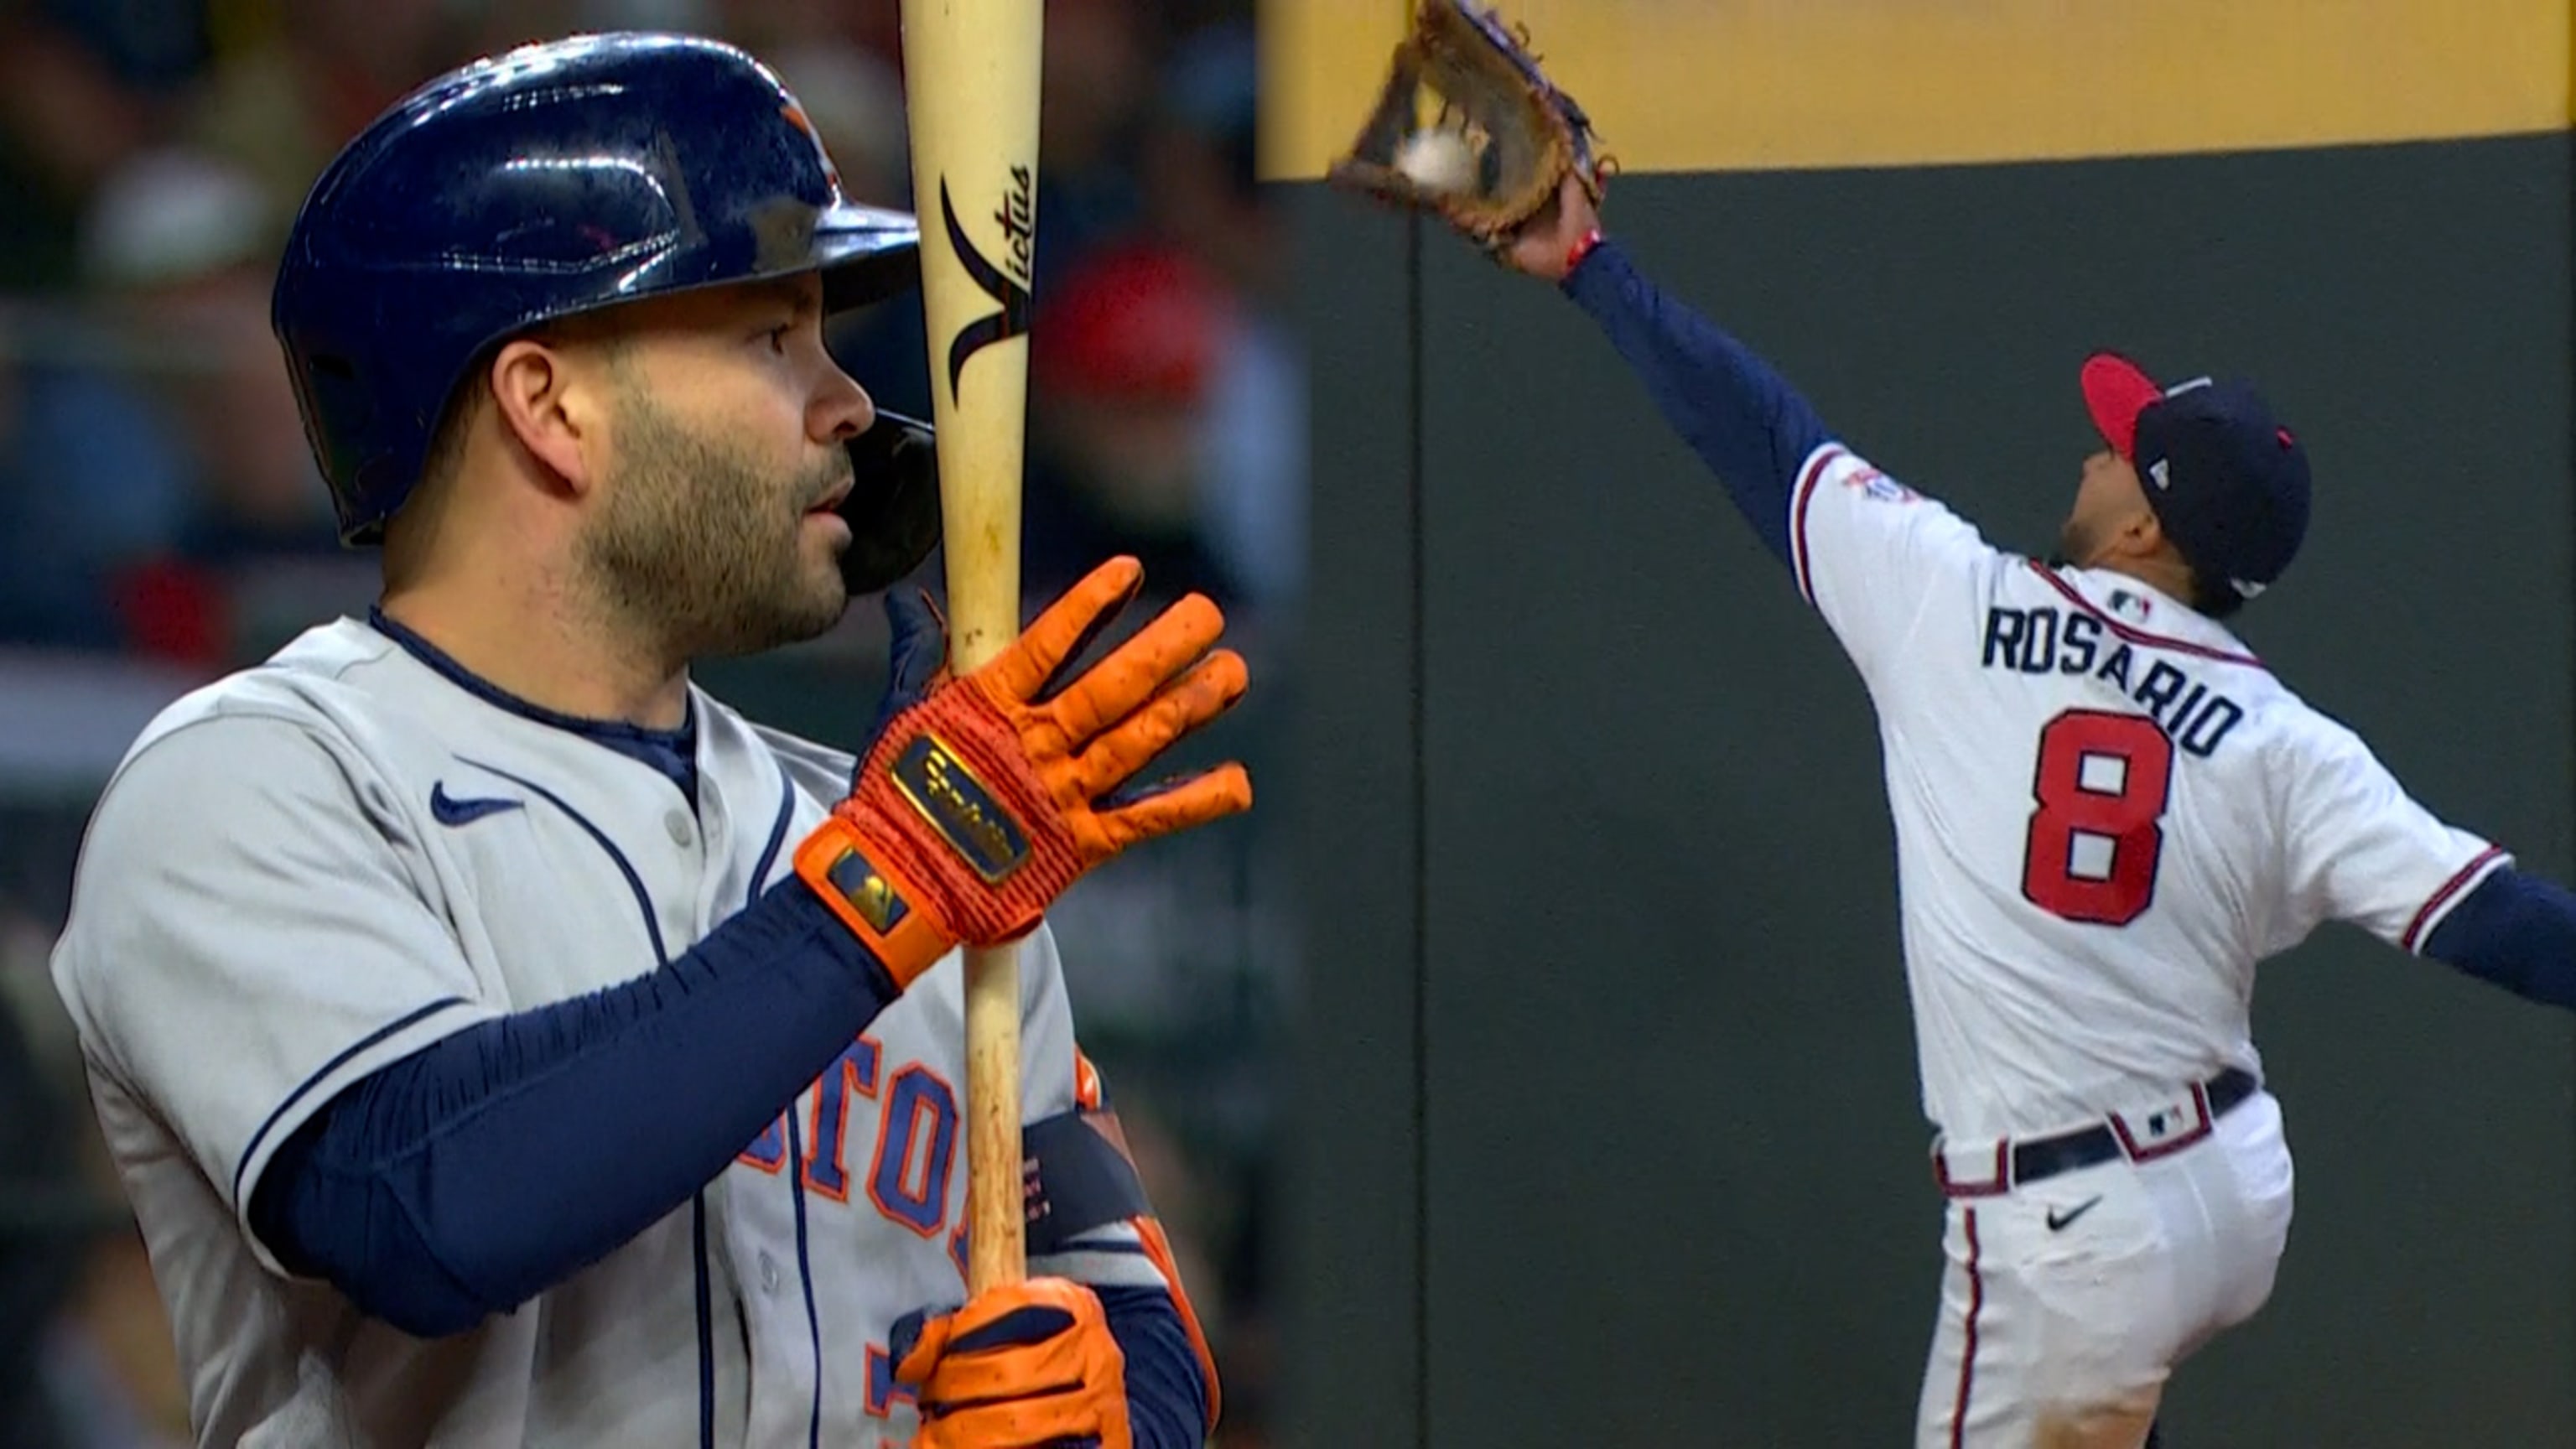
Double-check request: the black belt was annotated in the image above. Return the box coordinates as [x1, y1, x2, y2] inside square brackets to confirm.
[1936, 1067, 2259, 1198]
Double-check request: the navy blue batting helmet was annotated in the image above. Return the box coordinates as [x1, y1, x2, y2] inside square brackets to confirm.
[273, 31, 923, 545]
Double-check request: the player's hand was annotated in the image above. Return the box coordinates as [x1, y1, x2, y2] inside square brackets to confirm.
[794, 555, 1252, 986]
[890, 1277, 1131, 1449]
[1502, 172, 1602, 282]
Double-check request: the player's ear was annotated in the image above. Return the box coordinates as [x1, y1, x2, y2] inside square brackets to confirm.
[2111, 498, 2166, 559]
[486, 335, 608, 499]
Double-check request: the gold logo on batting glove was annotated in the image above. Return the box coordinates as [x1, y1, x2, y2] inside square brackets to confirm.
[823, 847, 909, 932]
[891, 734, 1030, 882]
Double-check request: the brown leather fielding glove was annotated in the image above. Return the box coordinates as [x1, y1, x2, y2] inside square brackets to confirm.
[1326, 0, 1613, 259]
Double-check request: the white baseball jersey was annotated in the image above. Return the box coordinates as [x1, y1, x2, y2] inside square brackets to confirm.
[49, 615, 1181, 1447]
[1785, 441, 2506, 1142]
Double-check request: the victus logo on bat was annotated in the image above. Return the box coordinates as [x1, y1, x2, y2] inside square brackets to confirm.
[937, 163, 1036, 405]
[995, 164, 1035, 287]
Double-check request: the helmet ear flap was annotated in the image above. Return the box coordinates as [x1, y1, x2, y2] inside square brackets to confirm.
[836, 411, 942, 595]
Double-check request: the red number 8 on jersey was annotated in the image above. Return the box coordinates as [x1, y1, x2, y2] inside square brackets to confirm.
[2020, 709, 2175, 927]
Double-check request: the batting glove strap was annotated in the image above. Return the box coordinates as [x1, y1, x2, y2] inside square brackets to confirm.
[792, 815, 962, 989]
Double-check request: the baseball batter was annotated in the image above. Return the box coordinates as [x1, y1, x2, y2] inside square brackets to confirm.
[1493, 174, 2576, 1446]
[48, 33, 1243, 1449]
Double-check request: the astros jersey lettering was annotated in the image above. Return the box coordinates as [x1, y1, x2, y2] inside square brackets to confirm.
[49, 616, 1178, 1446]
[1787, 442, 2505, 1143]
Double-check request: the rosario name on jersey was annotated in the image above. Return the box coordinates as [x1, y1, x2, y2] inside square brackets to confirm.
[48, 619, 1176, 1446]
[1784, 444, 2506, 1142]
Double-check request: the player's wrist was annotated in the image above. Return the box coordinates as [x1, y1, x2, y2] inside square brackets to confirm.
[793, 814, 958, 989]
[1562, 227, 1604, 280]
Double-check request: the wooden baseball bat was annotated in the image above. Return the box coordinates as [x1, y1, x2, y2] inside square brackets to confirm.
[898, 0, 1041, 1294]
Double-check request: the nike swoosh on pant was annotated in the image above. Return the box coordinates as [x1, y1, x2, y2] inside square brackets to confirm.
[2044, 1197, 2104, 1231]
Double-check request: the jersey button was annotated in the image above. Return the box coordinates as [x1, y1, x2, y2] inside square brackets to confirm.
[664, 809, 694, 848]
[759, 1252, 781, 1292]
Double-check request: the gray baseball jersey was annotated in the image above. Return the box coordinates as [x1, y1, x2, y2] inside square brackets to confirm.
[49, 615, 1178, 1446]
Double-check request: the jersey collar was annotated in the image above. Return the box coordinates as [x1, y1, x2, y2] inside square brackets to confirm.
[363, 604, 700, 751]
[2024, 561, 2263, 668]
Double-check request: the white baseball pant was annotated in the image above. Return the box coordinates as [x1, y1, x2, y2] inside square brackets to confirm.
[1915, 1081, 2295, 1448]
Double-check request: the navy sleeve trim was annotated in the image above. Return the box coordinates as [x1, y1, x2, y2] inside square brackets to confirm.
[2417, 863, 2576, 1012]
[1787, 443, 1849, 606]
[234, 995, 471, 1207]
[2403, 844, 2508, 953]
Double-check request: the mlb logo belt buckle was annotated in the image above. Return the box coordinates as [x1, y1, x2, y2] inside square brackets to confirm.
[2109, 1083, 2216, 1163]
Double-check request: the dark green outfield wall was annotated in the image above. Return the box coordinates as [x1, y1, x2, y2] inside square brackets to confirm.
[1285, 132, 2576, 1445]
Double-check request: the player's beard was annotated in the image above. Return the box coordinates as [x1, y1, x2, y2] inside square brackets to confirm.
[578, 387, 852, 662]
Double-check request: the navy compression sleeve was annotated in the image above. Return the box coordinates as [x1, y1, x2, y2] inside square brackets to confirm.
[1097, 1283, 1210, 1448]
[1559, 236, 1836, 566]
[247, 878, 900, 1338]
[2418, 866, 2576, 1011]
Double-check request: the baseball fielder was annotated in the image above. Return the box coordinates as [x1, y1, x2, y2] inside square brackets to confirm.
[47, 33, 1244, 1449]
[1490, 174, 2576, 1446]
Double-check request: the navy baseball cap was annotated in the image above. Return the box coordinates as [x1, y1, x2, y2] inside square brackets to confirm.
[2081, 351, 2312, 604]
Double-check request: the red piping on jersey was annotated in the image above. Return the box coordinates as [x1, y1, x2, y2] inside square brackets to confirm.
[2402, 844, 2508, 953]
[1949, 1208, 1982, 1448]
[2023, 561, 2265, 667]
[1789, 444, 1848, 605]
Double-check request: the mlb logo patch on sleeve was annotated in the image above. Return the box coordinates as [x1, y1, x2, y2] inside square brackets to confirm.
[1841, 465, 1918, 503]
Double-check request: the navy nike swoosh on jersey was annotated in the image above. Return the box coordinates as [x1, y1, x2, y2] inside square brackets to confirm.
[429, 782, 524, 826]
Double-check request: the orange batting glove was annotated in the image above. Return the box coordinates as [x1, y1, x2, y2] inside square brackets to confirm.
[890, 1278, 1131, 1449]
[794, 555, 1252, 986]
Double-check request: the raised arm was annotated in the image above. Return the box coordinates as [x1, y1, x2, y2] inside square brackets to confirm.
[1504, 174, 1835, 566]
[1491, 176, 2002, 687]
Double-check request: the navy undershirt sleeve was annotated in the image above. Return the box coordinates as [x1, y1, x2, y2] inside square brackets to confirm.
[1096, 1283, 1209, 1449]
[247, 878, 900, 1338]
[2418, 866, 2576, 1012]
[1558, 236, 1837, 567]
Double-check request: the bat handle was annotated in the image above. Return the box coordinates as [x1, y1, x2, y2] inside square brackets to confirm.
[963, 939, 1026, 1291]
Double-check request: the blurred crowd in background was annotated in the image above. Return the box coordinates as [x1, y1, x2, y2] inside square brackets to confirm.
[0, 0, 1301, 1443]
